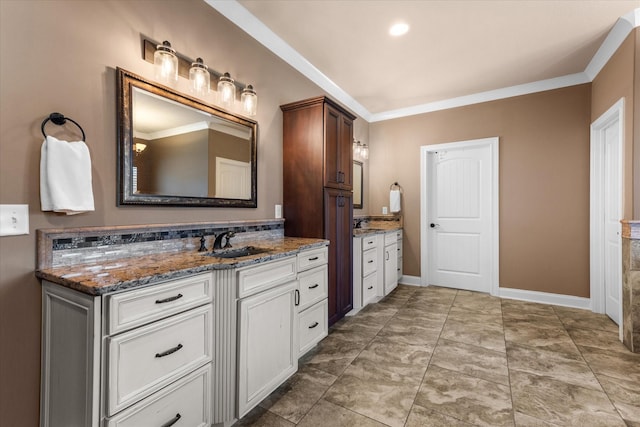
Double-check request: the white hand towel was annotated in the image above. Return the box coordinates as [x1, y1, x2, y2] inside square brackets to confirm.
[390, 189, 401, 213]
[40, 135, 95, 215]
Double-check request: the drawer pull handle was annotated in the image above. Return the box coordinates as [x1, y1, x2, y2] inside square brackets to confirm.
[155, 343, 183, 358]
[308, 256, 319, 261]
[295, 289, 300, 306]
[160, 413, 182, 427]
[308, 283, 319, 289]
[367, 260, 374, 264]
[367, 286, 374, 290]
[155, 293, 183, 304]
[308, 321, 319, 329]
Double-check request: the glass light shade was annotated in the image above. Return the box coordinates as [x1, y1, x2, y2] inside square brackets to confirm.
[361, 143, 369, 160]
[217, 72, 236, 108]
[134, 142, 147, 153]
[154, 41, 178, 85]
[241, 84, 258, 116]
[189, 58, 210, 96]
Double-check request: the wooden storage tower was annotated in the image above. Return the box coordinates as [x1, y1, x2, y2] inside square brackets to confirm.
[281, 96, 355, 325]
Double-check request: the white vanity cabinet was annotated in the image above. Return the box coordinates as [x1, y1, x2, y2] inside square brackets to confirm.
[236, 256, 298, 419]
[396, 230, 403, 281]
[296, 247, 329, 356]
[40, 272, 214, 427]
[380, 231, 398, 295]
[353, 234, 379, 310]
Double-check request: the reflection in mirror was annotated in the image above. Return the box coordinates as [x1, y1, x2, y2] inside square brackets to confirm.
[353, 161, 363, 209]
[117, 68, 257, 207]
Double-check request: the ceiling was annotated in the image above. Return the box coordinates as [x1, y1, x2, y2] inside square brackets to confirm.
[208, 1, 639, 122]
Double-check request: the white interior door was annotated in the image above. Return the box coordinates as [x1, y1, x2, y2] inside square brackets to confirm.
[590, 99, 623, 327]
[422, 138, 498, 294]
[215, 157, 250, 199]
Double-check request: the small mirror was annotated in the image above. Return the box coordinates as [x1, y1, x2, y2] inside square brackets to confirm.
[353, 160, 363, 209]
[117, 68, 257, 207]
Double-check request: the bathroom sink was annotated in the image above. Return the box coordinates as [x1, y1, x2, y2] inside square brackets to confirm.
[205, 246, 271, 259]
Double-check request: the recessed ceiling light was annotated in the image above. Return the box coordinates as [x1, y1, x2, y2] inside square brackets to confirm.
[389, 22, 409, 37]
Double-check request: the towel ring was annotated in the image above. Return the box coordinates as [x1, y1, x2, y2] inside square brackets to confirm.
[390, 182, 403, 192]
[41, 112, 86, 141]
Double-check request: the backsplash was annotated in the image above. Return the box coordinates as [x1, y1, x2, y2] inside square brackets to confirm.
[38, 219, 284, 269]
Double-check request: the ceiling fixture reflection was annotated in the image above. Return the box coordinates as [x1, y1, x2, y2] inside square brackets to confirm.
[154, 41, 178, 85]
[389, 22, 409, 37]
[148, 38, 258, 117]
[189, 57, 210, 96]
[134, 142, 147, 154]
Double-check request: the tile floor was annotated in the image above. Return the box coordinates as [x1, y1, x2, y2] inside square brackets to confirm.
[234, 285, 640, 427]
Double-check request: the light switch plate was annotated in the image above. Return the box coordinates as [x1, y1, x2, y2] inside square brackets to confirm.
[382, 206, 388, 215]
[0, 204, 29, 236]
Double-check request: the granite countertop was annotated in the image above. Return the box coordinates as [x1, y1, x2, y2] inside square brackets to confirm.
[353, 224, 403, 237]
[36, 236, 328, 296]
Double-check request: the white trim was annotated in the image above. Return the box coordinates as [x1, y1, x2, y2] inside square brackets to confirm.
[398, 275, 421, 286]
[369, 73, 589, 122]
[205, 0, 372, 121]
[206, 2, 639, 122]
[499, 287, 591, 310]
[584, 9, 640, 80]
[420, 137, 500, 296]
[590, 98, 624, 341]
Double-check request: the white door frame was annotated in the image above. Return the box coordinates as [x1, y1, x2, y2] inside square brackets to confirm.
[420, 137, 500, 296]
[590, 98, 624, 338]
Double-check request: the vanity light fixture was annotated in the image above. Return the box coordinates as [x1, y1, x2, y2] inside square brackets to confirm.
[241, 84, 258, 116]
[217, 72, 236, 108]
[154, 41, 178, 85]
[134, 142, 147, 154]
[353, 139, 369, 160]
[189, 57, 210, 96]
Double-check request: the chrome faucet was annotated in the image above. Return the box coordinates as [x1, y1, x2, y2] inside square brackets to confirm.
[213, 231, 235, 250]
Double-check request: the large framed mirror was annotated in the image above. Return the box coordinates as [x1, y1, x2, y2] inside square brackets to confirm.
[353, 160, 363, 209]
[117, 68, 258, 207]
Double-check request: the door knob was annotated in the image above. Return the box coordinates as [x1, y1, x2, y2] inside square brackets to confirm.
[430, 223, 440, 228]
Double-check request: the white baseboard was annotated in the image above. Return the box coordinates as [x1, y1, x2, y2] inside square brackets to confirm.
[398, 275, 421, 286]
[499, 287, 591, 310]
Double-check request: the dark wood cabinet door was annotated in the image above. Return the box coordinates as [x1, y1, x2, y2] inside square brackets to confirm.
[339, 115, 353, 190]
[324, 188, 353, 325]
[323, 105, 342, 189]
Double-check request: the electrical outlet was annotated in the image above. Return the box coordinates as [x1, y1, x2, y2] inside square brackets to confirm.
[382, 206, 388, 215]
[0, 204, 29, 236]
[275, 204, 282, 219]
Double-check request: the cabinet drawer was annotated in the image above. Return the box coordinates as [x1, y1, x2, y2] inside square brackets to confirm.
[106, 364, 211, 427]
[361, 235, 377, 251]
[298, 299, 328, 356]
[106, 273, 213, 335]
[298, 265, 328, 312]
[362, 248, 377, 277]
[384, 231, 397, 245]
[237, 256, 297, 298]
[107, 305, 213, 416]
[362, 272, 377, 305]
[297, 246, 328, 272]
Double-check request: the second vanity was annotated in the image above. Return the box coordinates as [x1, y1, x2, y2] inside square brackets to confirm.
[36, 220, 328, 427]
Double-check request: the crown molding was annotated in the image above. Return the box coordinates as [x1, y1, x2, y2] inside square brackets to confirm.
[207, 2, 640, 123]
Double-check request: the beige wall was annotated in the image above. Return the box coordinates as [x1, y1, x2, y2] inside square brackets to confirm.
[368, 85, 592, 297]
[591, 30, 637, 219]
[0, 1, 364, 425]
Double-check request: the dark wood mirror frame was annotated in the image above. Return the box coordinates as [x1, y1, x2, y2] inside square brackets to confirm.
[116, 67, 258, 207]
